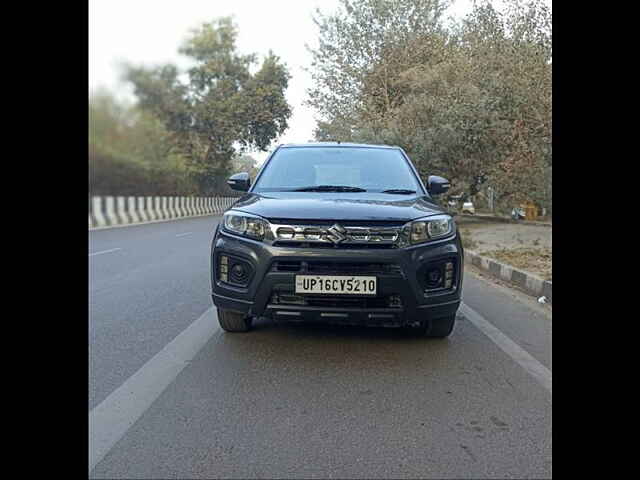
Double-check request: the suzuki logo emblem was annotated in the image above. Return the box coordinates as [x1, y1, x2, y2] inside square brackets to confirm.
[326, 224, 347, 244]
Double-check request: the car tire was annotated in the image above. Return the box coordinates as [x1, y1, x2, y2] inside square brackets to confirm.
[217, 308, 252, 332]
[415, 315, 456, 338]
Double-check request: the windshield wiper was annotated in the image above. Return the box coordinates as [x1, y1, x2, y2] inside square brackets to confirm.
[381, 189, 417, 194]
[292, 185, 367, 192]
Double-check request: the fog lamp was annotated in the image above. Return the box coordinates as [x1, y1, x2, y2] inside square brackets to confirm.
[219, 255, 229, 282]
[426, 268, 443, 289]
[230, 263, 248, 283]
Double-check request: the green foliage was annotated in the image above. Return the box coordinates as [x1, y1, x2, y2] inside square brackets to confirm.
[307, 0, 451, 138]
[307, 0, 552, 210]
[122, 17, 292, 195]
[89, 89, 197, 196]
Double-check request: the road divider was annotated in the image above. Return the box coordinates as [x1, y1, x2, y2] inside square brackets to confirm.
[89, 195, 237, 230]
[465, 250, 552, 303]
[457, 213, 552, 227]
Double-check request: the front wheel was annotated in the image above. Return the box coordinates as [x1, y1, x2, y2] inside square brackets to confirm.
[415, 315, 456, 338]
[217, 308, 252, 332]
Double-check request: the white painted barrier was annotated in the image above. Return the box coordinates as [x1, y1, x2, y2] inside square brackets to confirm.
[92, 197, 107, 227]
[116, 196, 127, 224]
[89, 196, 238, 229]
[167, 197, 175, 219]
[128, 197, 140, 224]
[137, 197, 148, 223]
[161, 197, 169, 220]
[176, 197, 182, 218]
[104, 197, 117, 226]
[153, 197, 161, 221]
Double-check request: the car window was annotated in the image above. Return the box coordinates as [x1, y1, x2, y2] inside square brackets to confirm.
[253, 147, 423, 193]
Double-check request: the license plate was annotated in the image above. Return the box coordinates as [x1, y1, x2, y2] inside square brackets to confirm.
[295, 275, 377, 295]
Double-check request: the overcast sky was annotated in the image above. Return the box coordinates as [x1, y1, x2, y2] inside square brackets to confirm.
[89, 0, 546, 163]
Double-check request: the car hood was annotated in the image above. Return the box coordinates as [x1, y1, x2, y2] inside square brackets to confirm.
[229, 192, 446, 222]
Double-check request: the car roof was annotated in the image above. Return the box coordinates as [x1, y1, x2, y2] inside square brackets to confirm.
[280, 142, 399, 149]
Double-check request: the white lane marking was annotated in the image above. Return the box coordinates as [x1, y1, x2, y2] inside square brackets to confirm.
[175, 232, 193, 237]
[89, 307, 218, 473]
[89, 248, 122, 257]
[460, 302, 552, 399]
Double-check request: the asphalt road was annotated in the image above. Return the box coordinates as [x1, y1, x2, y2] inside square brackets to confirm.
[89, 215, 552, 479]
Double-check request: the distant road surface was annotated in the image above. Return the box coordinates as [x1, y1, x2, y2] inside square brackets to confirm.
[89, 215, 551, 479]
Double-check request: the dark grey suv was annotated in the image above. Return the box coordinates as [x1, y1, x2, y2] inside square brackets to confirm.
[210, 143, 463, 337]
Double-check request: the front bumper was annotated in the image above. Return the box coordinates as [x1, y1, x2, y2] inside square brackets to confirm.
[211, 229, 463, 327]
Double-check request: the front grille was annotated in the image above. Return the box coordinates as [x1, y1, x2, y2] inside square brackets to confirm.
[307, 296, 392, 309]
[269, 220, 405, 248]
[307, 261, 402, 275]
[270, 261, 402, 275]
[271, 293, 402, 309]
[273, 241, 396, 249]
[273, 261, 302, 272]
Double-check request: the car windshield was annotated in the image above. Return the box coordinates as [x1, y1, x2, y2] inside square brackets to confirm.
[252, 146, 423, 193]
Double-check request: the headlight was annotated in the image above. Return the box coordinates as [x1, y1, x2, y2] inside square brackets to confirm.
[222, 211, 269, 240]
[407, 214, 454, 244]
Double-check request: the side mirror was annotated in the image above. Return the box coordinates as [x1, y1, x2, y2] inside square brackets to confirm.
[427, 175, 450, 195]
[227, 172, 251, 192]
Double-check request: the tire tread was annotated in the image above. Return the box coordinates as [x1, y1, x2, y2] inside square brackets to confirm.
[217, 308, 251, 332]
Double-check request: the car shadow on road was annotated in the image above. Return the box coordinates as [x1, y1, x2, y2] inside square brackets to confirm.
[204, 314, 469, 379]
[249, 316, 452, 344]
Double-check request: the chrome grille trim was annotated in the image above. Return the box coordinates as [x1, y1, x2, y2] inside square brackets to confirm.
[270, 222, 403, 246]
